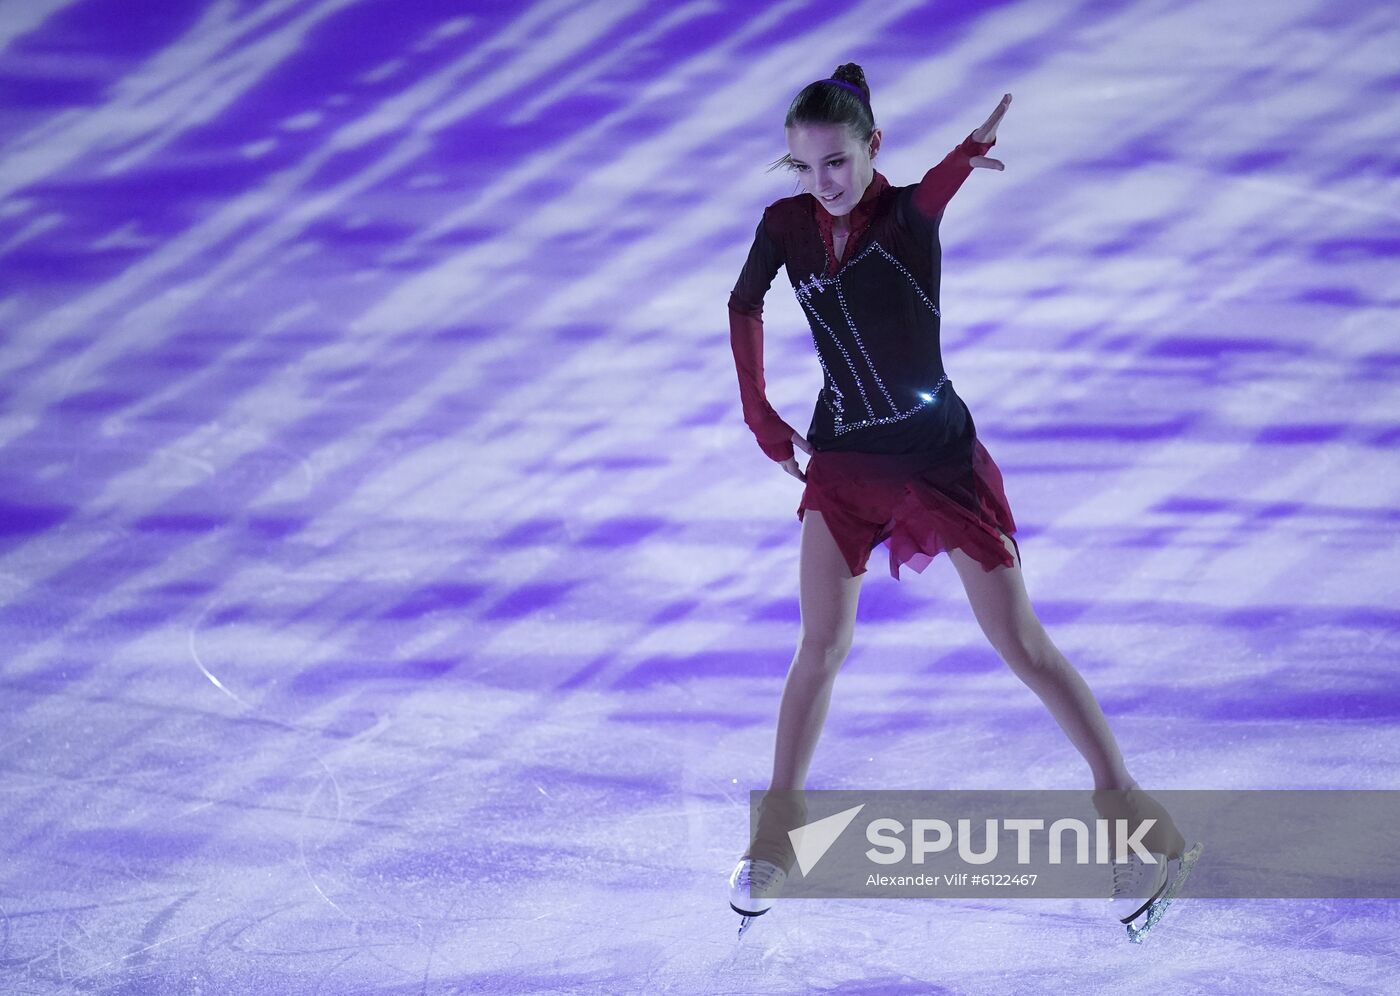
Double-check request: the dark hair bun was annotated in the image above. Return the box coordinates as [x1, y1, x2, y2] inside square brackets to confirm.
[831, 63, 870, 103]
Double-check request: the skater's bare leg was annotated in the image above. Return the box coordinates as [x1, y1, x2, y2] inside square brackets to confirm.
[769, 509, 865, 792]
[746, 510, 864, 868]
[946, 530, 1135, 790]
[947, 530, 1185, 857]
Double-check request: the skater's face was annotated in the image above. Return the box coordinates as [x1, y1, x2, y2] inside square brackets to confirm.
[786, 122, 881, 218]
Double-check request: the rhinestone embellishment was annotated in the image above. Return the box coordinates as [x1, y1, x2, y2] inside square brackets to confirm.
[793, 239, 948, 435]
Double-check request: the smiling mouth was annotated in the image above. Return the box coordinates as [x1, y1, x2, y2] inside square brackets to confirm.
[821, 192, 842, 202]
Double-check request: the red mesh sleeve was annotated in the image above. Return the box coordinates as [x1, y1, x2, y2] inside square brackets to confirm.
[911, 130, 997, 221]
[728, 306, 796, 462]
[727, 213, 796, 462]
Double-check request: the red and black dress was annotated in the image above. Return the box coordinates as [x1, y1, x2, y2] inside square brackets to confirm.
[728, 131, 1020, 579]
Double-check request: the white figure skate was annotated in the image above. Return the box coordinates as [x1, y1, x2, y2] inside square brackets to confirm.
[1112, 841, 1205, 944]
[728, 857, 788, 939]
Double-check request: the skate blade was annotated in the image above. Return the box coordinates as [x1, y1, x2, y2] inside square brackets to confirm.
[730, 901, 771, 940]
[1125, 840, 1204, 944]
[1117, 874, 1169, 925]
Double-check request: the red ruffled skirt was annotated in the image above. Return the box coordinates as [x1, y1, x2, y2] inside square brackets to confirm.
[796, 436, 1019, 579]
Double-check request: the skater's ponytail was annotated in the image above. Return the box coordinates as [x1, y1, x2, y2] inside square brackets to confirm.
[767, 63, 876, 174]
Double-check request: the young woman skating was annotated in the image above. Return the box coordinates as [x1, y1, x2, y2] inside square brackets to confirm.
[724, 63, 1202, 943]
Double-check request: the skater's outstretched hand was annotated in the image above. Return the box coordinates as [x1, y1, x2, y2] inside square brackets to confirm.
[969, 92, 1011, 171]
[780, 430, 813, 482]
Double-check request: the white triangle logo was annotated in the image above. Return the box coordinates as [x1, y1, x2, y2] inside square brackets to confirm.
[789, 804, 865, 876]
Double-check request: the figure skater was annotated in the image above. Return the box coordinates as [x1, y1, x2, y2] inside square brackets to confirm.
[724, 64, 1202, 943]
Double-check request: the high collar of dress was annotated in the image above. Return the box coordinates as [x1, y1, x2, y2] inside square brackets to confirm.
[813, 170, 887, 273]
[813, 169, 889, 234]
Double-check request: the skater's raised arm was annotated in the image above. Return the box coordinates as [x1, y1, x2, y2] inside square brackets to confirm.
[728, 212, 799, 463]
[910, 92, 1011, 222]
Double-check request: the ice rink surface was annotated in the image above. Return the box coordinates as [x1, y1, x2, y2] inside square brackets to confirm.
[1, 0, 1397, 992]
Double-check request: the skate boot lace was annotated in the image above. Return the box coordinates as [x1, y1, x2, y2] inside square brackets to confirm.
[1109, 851, 1170, 924]
[745, 858, 785, 894]
[1110, 855, 1149, 898]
